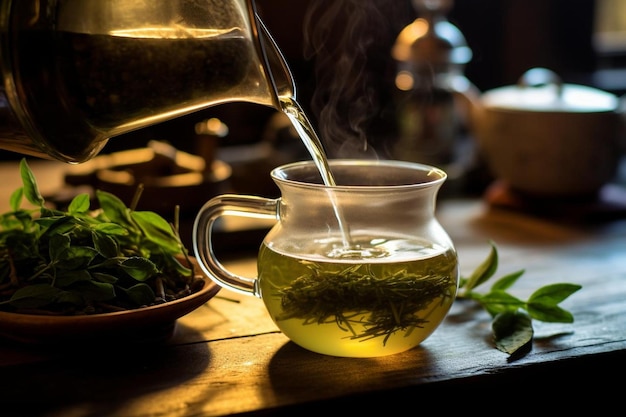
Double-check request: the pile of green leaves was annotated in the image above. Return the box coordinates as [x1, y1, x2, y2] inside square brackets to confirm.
[275, 259, 457, 345]
[457, 241, 582, 359]
[0, 159, 201, 315]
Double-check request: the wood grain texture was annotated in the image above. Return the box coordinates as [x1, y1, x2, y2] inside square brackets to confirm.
[1, 162, 625, 415]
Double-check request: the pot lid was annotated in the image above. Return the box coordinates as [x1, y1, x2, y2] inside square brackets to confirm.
[482, 68, 619, 113]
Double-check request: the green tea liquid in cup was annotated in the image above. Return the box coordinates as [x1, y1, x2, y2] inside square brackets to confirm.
[193, 159, 459, 358]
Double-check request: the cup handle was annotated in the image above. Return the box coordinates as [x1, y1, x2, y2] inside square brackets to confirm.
[192, 194, 278, 297]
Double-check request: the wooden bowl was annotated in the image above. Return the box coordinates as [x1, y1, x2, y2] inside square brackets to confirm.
[0, 258, 220, 346]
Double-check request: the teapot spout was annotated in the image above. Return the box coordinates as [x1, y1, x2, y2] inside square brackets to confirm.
[254, 13, 296, 109]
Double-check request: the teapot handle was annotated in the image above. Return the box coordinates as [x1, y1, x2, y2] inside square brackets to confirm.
[192, 194, 278, 297]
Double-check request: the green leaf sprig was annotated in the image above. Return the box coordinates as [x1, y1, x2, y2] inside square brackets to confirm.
[0, 158, 202, 315]
[457, 240, 582, 359]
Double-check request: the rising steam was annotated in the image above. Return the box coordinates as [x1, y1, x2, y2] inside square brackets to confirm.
[302, 0, 409, 158]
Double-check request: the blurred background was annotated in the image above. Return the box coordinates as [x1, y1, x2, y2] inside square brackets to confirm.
[2, 2, 623, 151]
[94, 0, 625, 151]
[2, 0, 625, 202]
[1, 0, 625, 250]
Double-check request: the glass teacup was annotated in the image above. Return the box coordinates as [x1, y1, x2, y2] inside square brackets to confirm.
[193, 159, 459, 357]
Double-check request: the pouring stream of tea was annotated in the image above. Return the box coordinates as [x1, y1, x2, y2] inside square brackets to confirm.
[280, 97, 353, 251]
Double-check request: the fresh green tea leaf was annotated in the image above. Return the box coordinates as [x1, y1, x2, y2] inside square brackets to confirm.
[492, 310, 533, 356]
[490, 269, 525, 291]
[9, 187, 23, 212]
[68, 193, 91, 214]
[93, 222, 128, 236]
[131, 210, 181, 253]
[92, 231, 119, 258]
[461, 240, 498, 291]
[0, 209, 29, 231]
[122, 283, 157, 306]
[478, 290, 525, 316]
[120, 257, 159, 281]
[48, 233, 71, 261]
[19, 159, 45, 207]
[36, 215, 78, 236]
[96, 190, 134, 228]
[60, 246, 99, 267]
[70, 280, 116, 302]
[526, 303, 575, 323]
[55, 269, 93, 287]
[2, 284, 64, 309]
[528, 283, 582, 306]
[91, 272, 119, 284]
[55, 290, 85, 307]
[167, 254, 193, 276]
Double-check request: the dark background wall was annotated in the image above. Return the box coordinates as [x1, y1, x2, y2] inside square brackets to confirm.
[449, 0, 598, 90]
[0, 0, 609, 160]
[111, 0, 603, 153]
[256, 0, 599, 95]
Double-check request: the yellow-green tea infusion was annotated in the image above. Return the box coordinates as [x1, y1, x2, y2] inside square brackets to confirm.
[258, 237, 459, 357]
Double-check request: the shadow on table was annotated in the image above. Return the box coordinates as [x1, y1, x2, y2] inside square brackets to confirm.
[265, 341, 439, 412]
[0, 323, 212, 416]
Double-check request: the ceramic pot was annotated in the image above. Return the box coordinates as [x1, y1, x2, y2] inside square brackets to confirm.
[470, 68, 626, 197]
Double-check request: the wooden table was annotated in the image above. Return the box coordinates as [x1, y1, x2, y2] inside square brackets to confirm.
[1, 159, 626, 415]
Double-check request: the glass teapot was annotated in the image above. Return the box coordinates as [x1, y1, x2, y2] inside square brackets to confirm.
[193, 159, 459, 357]
[0, 0, 293, 163]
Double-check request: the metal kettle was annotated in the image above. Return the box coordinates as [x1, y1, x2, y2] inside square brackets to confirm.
[0, 0, 294, 163]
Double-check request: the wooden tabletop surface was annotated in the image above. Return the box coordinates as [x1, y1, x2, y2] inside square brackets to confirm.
[1, 159, 626, 415]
